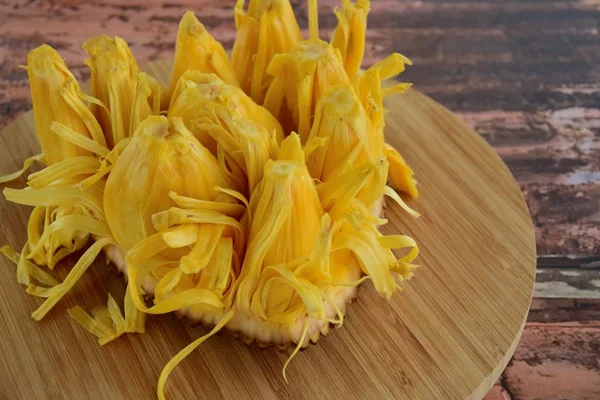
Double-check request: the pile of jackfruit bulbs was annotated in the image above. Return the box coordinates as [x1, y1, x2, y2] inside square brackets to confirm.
[0, 0, 419, 398]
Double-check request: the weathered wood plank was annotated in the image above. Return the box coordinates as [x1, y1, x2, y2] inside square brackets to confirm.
[528, 298, 600, 323]
[535, 268, 600, 299]
[538, 255, 600, 269]
[483, 384, 511, 400]
[485, 298, 600, 400]
[500, 323, 600, 400]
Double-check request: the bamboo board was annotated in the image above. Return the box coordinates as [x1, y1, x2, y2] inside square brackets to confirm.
[0, 60, 536, 400]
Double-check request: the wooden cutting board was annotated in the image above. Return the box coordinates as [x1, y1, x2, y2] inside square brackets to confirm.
[0, 60, 536, 400]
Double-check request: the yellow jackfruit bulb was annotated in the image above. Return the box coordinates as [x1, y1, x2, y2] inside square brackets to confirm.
[232, 0, 302, 103]
[355, 53, 419, 198]
[104, 115, 239, 251]
[27, 45, 105, 164]
[305, 85, 382, 182]
[168, 71, 284, 156]
[234, 134, 324, 315]
[3, 40, 114, 313]
[68, 290, 145, 346]
[166, 70, 223, 112]
[331, 0, 370, 81]
[5, 172, 105, 271]
[162, 11, 239, 109]
[226, 135, 366, 359]
[83, 35, 141, 148]
[263, 39, 350, 140]
[351, 53, 417, 198]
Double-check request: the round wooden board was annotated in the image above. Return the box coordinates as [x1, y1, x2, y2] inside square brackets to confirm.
[0, 60, 536, 400]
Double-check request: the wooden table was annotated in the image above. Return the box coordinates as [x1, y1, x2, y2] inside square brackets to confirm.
[0, 1, 598, 398]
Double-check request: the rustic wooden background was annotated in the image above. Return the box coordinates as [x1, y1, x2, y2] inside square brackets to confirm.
[0, 0, 598, 399]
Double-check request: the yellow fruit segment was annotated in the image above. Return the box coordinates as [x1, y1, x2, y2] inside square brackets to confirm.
[232, 0, 302, 103]
[264, 39, 350, 140]
[331, 0, 371, 81]
[27, 45, 102, 164]
[162, 11, 239, 108]
[83, 35, 141, 148]
[104, 115, 239, 251]
[167, 71, 284, 160]
[305, 85, 381, 183]
[234, 135, 325, 317]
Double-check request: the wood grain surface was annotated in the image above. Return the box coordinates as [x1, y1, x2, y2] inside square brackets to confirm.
[0, 0, 598, 398]
[0, 59, 536, 399]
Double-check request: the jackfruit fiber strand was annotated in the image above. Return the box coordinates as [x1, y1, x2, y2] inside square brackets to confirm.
[0, 154, 44, 185]
[84, 35, 159, 149]
[384, 143, 418, 199]
[330, 0, 370, 82]
[167, 71, 283, 162]
[162, 11, 239, 109]
[305, 85, 382, 183]
[232, 0, 302, 104]
[68, 289, 146, 346]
